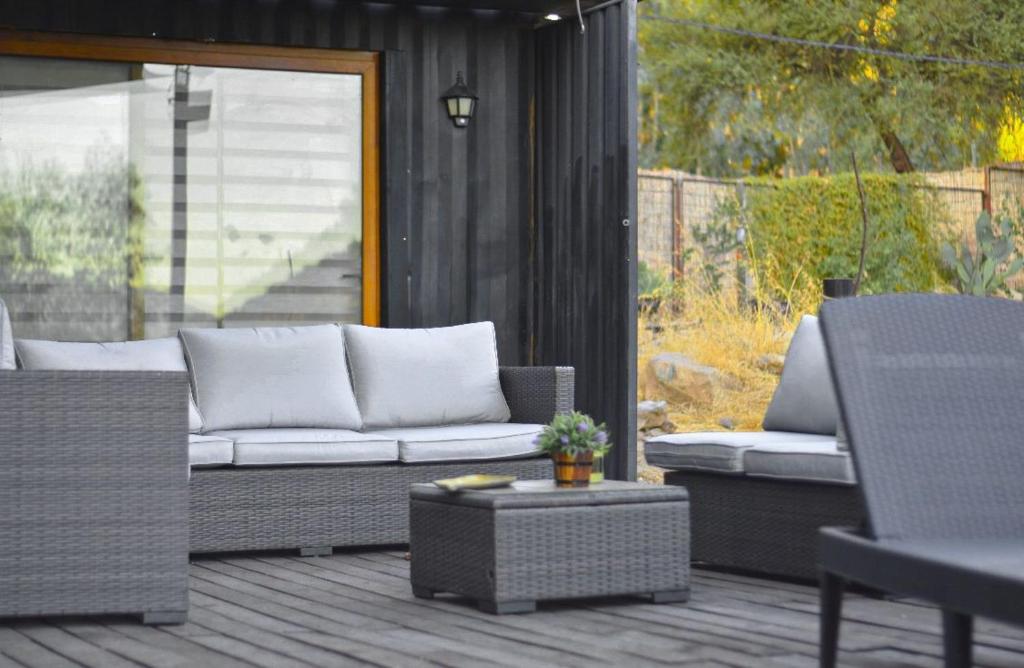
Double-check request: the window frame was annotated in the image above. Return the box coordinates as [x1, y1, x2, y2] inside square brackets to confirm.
[0, 29, 382, 326]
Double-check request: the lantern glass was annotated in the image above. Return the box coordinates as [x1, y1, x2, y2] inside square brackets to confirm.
[441, 71, 477, 128]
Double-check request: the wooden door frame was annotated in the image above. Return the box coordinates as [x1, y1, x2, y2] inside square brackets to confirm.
[0, 29, 382, 326]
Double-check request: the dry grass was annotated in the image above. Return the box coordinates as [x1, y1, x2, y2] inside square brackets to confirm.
[637, 273, 820, 483]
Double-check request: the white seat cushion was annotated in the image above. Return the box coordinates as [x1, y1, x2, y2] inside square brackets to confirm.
[180, 325, 363, 432]
[343, 321, 510, 429]
[644, 431, 837, 474]
[14, 337, 203, 433]
[742, 440, 855, 485]
[210, 428, 398, 466]
[189, 435, 234, 467]
[366, 423, 543, 463]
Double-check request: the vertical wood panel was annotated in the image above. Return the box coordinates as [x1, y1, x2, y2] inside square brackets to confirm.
[534, 0, 638, 480]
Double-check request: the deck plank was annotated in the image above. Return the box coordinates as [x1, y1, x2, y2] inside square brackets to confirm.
[0, 551, 1021, 667]
[0, 628, 80, 668]
[15, 625, 143, 668]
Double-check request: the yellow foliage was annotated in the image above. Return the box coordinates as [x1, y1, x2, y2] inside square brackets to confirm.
[997, 105, 1024, 162]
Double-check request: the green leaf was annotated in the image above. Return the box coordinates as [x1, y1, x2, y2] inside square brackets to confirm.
[982, 258, 996, 287]
[976, 211, 993, 244]
[956, 264, 972, 289]
[961, 242, 975, 274]
[940, 243, 958, 269]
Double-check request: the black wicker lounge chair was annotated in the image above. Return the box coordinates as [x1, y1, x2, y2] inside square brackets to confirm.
[817, 294, 1024, 668]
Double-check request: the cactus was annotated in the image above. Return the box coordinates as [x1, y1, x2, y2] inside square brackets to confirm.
[941, 209, 1024, 297]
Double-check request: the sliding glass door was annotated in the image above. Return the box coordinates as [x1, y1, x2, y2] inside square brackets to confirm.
[0, 38, 378, 342]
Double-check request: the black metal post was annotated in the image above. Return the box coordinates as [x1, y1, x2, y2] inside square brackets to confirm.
[823, 278, 855, 299]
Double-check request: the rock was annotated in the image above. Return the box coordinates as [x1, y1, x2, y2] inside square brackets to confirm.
[756, 353, 786, 375]
[642, 352, 740, 407]
[637, 400, 669, 431]
[718, 417, 736, 430]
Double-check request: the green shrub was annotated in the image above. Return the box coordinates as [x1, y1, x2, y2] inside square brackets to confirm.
[638, 260, 669, 297]
[723, 173, 945, 299]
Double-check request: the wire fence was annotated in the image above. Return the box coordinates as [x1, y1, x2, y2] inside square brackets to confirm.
[638, 165, 1024, 292]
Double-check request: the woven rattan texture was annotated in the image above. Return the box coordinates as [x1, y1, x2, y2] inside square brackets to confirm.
[499, 366, 574, 423]
[821, 294, 1024, 542]
[410, 492, 689, 604]
[0, 371, 190, 619]
[190, 458, 552, 552]
[666, 471, 864, 580]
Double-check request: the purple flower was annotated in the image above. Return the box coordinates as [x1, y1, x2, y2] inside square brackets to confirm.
[595, 431, 608, 444]
[576, 422, 589, 433]
[560, 434, 570, 445]
[531, 435, 541, 446]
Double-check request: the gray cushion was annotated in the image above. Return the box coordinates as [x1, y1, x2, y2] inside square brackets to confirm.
[180, 325, 362, 432]
[189, 435, 234, 467]
[762, 314, 839, 435]
[210, 428, 398, 466]
[742, 439, 855, 485]
[367, 423, 543, 463]
[644, 430, 837, 473]
[14, 337, 203, 433]
[836, 419, 849, 452]
[344, 321, 510, 429]
[0, 298, 14, 370]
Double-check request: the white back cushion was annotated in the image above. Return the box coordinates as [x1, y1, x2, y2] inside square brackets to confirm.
[762, 314, 838, 435]
[343, 321, 511, 429]
[180, 324, 362, 432]
[14, 337, 202, 432]
[0, 298, 14, 370]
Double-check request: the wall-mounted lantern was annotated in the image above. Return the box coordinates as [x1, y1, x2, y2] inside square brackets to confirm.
[441, 71, 477, 128]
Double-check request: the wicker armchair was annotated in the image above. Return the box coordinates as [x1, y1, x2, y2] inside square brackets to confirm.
[0, 370, 190, 624]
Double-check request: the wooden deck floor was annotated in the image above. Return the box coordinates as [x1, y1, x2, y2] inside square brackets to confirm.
[1, 550, 1022, 668]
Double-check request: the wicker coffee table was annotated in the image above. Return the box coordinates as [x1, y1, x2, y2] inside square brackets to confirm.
[409, 480, 690, 614]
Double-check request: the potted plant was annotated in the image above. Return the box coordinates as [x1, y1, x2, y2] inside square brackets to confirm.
[535, 411, 612, 488]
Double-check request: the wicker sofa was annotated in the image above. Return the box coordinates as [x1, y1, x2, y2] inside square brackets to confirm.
[3, 307, 570, 557]
[644, 315, 864, 580]
[188, 364, 570, 554]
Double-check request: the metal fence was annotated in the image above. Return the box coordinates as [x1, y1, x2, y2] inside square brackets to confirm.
[638, 165, 1024, 290]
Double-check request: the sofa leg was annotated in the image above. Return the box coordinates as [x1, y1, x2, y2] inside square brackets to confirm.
[299, 545, 333, 557]
[942, 611, 973, 668]
[650, 589, 690, 604]
[142, 610, 188, 625]
[478, 599, 536, 615]
[819, 571, 844, 668]
[411, 585, 435, 599]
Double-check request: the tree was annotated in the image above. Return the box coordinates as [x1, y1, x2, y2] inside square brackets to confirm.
[639, 0, 1024, 177]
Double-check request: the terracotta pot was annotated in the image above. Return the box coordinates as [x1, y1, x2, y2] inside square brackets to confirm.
[552, 451, 594, 488]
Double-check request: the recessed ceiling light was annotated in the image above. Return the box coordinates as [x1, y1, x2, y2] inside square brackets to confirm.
[544, 13, 562, 21]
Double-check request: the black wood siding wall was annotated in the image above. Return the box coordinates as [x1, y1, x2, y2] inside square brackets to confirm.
[534, 1, 638, 480]
[0, 0, 536, 364]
